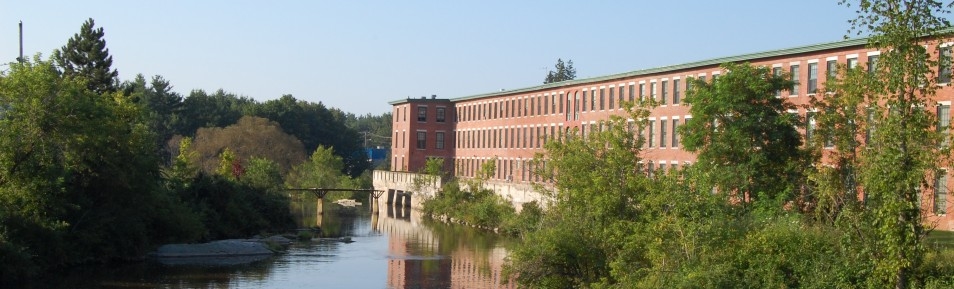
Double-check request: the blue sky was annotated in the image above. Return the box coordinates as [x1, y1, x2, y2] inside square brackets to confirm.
[1, 1, 860, 115]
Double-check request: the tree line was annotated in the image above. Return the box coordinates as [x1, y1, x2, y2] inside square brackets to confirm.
[0, 18, 390, 284]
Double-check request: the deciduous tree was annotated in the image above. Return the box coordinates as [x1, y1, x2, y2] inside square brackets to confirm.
[193, 116, 307, 175]
[681, 62, 806, 204]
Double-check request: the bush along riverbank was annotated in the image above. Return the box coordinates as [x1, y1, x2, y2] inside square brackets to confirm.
[420, 179, 543, 238]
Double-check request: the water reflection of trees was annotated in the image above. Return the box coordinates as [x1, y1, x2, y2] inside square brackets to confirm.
[26, 257, 277, 289]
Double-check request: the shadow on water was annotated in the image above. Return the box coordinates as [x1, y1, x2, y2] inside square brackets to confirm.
[25, 195, 515, 289]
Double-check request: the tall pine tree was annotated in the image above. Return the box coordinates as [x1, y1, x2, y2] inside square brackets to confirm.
[544, 58, 577, 84]
[53, 18, 118, 95]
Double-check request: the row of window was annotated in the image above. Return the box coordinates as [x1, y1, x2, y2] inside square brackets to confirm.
[773, 54, 880, 97]
[456, 125, 565, 150]
[394, 105, 447, 123]
[408, 103, 950, 152]
[392, 130, 447, 150]
[453, 157, 692, 184]
[455, 158, 545, 183]
[457, 75, 710, 123]
[645, 118, 685, 149]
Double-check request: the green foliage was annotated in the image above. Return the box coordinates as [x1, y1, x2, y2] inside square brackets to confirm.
[242, 157, 284, 191]
[0, 57, 199, 282]
[121, 74, 184, 164]
[176, 89, 256, 136]
[507, 101, 653, 288]
[543, 58, 576, 84]
[216, 147, 240, 180]
[343, 111, 393, 148]
[251, 95, 369, 177]
[175, 173, 294, 240]
[286, 145, 352, 189]
[168, 137, 199, 183]
[681, 62, 806, 204]
[52, 18, 118, 95]
[813, 1, 953, 287]
[421, 181, 517, 230]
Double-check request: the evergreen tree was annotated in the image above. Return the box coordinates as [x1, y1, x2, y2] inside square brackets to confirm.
[544, 58, 577, 84]
[52, 18, 118, 94]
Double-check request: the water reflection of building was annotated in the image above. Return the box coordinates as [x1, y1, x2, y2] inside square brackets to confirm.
[377, 209, 516, 289]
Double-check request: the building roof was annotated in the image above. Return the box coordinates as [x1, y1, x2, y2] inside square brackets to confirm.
[388, 96, 454, 105]
[391, 35, 879, 105]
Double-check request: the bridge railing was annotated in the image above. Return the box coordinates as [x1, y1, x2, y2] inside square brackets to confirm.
[372, 170, 442, 196]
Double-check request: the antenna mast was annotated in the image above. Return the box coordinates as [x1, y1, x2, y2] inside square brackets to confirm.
[18, 21, 23, 63]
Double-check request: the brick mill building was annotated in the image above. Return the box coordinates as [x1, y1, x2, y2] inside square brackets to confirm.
[381, 35, 954, 230]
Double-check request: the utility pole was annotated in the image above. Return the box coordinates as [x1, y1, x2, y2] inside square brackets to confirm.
[17, 21, 24, 63]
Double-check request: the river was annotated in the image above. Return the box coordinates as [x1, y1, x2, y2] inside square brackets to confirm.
[30, 196, 516, 289]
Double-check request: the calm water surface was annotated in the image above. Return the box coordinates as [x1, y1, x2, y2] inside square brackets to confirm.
[33, 197, 516, 289]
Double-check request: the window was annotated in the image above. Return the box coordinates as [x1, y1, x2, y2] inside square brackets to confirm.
[648, 120, 656, 148]
[660, 120, 668, 148]
[436, 107, 446, 122]
[673, 79, 681, 104]
[435, 132, 445, 149]
[661, 80, 669, 105]
[544, 95, 549, 115]
[639, 83, 646, 101]
[808, 63, 818, 94]
[618, 86, 625, 108]
[574, 92, 580, 120]
[941, 46, 953, 83]
[608, 87, 615, 109]
[847, 57, 858, 69]
[651, 82, 658, 102]
[867, 55, 879, 74]
[628, 84, 635, 102]
[582, 91, 588, 112]
[827, 59, 838, 79]
[936, 172, 948, 214]
[672, 120, 679, 147]
[790, 65, 800, 95]
[599, 88, 605, 110]
[535, 96, 542, 115]
[806, 112, 816, 142]
[940, 104, 951, 146]
[591, 89, 596, 111]
[559, 93, 564, 114]
[416, 131, 426, 149]
[773, 67, 783, 96]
